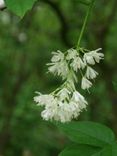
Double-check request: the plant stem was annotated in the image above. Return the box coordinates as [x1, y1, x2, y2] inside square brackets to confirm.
[76, 0, 95, 50]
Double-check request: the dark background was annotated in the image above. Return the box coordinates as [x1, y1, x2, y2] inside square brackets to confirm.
[0, 0, 117, 155]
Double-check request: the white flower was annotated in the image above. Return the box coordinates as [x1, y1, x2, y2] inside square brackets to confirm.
[34, 47, 104, 123]
[0, 0, 5, 9]
[91, 48, 104, 63]
[58, 102, 73, 122]
[41, 109, 54, 121]
[51, 50, 64, 62]
[57, 88, 71, 101]
[34, 88, 88, 123]
[58, 61, 69, 78]
[40, 100, 72, 123]
[70, 56, 86, 71]
[48, 50, 69, 79]
[86, 66, 98, 79]
[83, 53, 95, 65]
[81, 77, 92, 90]
[57, 100, 83, 122]
[34, 93, 55, 106]
[72, 91, 87, 105]
[47, 62, 58, 73]
[66, 49, 78, 60]
[83, 48, 104, 65]
[48, 60, 69, 79]
[71, 91, 88, 111]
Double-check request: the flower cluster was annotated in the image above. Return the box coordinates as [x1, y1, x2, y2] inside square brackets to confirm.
[48, 48, 104, 90]
[34, 88, 87, 123]
[34, 48, 104, 122]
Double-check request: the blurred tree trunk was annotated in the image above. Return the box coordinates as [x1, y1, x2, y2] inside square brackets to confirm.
[0, 53, 28, 155]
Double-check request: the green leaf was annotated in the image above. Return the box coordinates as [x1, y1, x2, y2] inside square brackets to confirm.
[93, 143, 117, 156]
[57, 121, 115, 147]
[59, 144, 101, 156]
[5, 0, 37, 17]
[59, 143, 117, 156]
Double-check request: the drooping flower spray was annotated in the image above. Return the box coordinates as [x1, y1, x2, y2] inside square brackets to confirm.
[34, 0, 104, 123]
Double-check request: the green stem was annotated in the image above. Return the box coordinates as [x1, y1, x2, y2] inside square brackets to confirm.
[76, 0, 95, 50]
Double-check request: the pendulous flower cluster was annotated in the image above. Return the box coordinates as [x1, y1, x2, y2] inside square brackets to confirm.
[34, 48, 104, 122]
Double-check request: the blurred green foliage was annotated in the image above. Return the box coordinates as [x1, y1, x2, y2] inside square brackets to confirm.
[0, 0, 117, 155]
